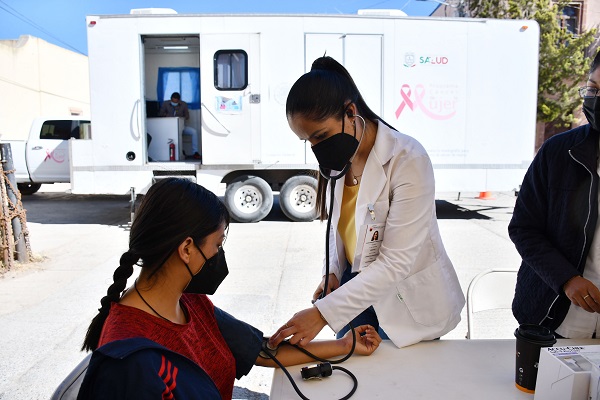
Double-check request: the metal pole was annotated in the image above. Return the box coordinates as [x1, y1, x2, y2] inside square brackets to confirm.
[130, 186, 136, 224]
[0, 156, 10, 269]
[457, 0, 466, 17]
[0, 144, 28, 262]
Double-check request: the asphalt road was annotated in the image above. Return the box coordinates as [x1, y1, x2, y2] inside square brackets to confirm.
[0, 184, 521, 399]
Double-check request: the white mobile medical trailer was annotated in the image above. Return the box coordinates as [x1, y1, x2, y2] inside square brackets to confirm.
[76, 9, 539, 222]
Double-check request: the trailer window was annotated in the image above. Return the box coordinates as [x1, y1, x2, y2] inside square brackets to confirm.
[214, 50, 248, 90]
[40, 120, 91, 140]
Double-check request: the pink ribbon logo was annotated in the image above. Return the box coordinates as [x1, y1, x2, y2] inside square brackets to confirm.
[395, 84, 456, 121]
[395, 84, 415, 118]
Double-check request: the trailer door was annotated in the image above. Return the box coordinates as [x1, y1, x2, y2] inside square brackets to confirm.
[200, 34, 260, 165]
[305, 34, 383, 115]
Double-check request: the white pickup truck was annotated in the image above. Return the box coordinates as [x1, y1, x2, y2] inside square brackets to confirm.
[2, 117, 91, 194]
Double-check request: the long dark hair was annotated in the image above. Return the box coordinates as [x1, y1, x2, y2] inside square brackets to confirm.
[81, 178, 229, 351]
[286, 56, 388, 220]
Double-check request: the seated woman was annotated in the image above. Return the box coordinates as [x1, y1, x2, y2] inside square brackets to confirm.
[78, 178, 381, 400]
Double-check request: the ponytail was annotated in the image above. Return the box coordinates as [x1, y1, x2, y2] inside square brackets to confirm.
[81, 251, 137, 352]
[287, 56, 399, 220]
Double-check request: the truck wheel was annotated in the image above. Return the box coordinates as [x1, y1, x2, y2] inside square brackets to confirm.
[279, 175, 318, 222]
[224, 176, 273, 223]
[17, 183, 42, 195]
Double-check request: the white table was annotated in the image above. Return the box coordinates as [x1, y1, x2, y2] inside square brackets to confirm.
[270, 339, 599, 399]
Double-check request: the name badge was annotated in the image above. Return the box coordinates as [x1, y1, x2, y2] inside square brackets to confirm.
[353, 223, 385, 272]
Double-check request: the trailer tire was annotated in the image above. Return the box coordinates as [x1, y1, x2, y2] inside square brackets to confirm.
[17, 183, 42, 195]
[224, 176, 273, 223]
[279, 175, 318, 222]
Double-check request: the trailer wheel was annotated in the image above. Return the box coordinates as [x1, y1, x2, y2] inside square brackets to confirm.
[279, 175, 318, 222]
[17, 183, 42, 195]
[224, 176, 273, 223]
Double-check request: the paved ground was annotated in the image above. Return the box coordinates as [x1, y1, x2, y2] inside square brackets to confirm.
[0, 184, 521, 399]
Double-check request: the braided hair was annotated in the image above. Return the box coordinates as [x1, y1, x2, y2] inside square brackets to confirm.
[82, 178, 229, 352]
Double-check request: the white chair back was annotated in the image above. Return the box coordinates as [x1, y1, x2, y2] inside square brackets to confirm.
[466, 269, 518, 339]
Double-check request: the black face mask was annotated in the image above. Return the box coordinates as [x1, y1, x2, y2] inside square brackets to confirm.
[311, 112, 359, 173]
[184, 246, 228, 295]
[583, 96, 600, 132]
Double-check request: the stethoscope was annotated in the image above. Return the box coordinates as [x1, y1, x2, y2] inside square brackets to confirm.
[319, 113, 366, 306]
[261, 114, 367, 400]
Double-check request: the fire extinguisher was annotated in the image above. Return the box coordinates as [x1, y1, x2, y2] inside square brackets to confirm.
[168, 139, 175, 161]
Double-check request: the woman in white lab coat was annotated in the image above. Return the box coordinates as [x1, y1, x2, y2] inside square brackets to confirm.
[269, 56, 465, 349]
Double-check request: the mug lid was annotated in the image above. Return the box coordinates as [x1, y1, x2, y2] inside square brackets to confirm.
[517, 324, 555, 341]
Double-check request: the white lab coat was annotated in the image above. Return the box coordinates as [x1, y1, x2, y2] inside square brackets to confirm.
[315, 121, 465, 348]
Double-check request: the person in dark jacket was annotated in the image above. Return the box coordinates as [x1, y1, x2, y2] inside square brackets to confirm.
[509, 50, 600, 338]
[77, 177, 381, 400]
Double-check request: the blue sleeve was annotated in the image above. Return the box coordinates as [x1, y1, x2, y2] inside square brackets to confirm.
[213, 307, 264, 379]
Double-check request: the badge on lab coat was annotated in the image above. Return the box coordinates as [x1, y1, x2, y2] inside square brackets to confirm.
[353, 223, 385, 273]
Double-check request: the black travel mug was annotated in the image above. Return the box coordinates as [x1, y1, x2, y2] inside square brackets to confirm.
[514, 324, 557, 393]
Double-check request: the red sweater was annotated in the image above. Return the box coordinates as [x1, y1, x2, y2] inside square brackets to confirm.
[99, 294, 236, 400]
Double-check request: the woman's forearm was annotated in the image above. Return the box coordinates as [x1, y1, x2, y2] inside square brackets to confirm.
[255, 339, 350, 368]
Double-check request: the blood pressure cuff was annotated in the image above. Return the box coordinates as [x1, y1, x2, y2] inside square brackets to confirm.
[214, 306, 264, 379]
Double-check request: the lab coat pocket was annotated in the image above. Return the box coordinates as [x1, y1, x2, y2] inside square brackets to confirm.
[396, 262, 450, 327]
[368, 200, 390, 224]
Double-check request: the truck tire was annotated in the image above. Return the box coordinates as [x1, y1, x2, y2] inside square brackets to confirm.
[224, 176, 273, 223]
[279, 175, 318, 222]
[17, 183, 42, 195]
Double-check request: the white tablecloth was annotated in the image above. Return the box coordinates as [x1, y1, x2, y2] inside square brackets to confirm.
[270, 339, 599, 399]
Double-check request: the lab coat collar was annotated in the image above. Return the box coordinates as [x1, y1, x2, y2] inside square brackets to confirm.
[330, 120, 397, 227]
[354, 121, 396, 227]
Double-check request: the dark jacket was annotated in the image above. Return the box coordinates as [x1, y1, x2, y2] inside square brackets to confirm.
[77, 307, 263, 400]
[509, 124, 599, 331]
[77, 338, 221, 400]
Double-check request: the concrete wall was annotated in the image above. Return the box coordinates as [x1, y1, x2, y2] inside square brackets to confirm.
[0, 35, 90, 140]
[583, 0, 600, 31]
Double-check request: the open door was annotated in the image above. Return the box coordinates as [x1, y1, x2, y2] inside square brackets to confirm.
[200, 34, 260, 165]
[142, 35, 201, 162]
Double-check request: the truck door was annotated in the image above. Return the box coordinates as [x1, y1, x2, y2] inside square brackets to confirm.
[28, 120, 90, 182]
[200, 34, 260, 165]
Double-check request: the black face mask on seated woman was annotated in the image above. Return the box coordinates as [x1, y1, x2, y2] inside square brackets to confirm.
[184, 246, 229, 295]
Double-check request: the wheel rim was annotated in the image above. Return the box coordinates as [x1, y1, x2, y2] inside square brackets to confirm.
[233, 185, 263, 214]
[285, 184, 316, 214]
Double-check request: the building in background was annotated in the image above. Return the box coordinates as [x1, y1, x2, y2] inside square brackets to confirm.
[0, 35, 89, 141]
[430, 0, 599, 27]
[563, 0, 600, 36]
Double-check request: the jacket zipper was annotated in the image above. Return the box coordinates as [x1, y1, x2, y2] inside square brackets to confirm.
[540, 150, 594, 325]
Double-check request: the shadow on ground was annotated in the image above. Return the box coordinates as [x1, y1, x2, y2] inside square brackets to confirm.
[20, 193, 491, 226]
[21, 192, 131, 226]
[235, 197, 493, 223]
[435, 200, 491, 220]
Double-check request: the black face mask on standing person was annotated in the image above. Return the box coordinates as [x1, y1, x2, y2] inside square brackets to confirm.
[184, 246, 229, 295]
[583, 96, 600, 132]
[310, 108, 359, 172]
